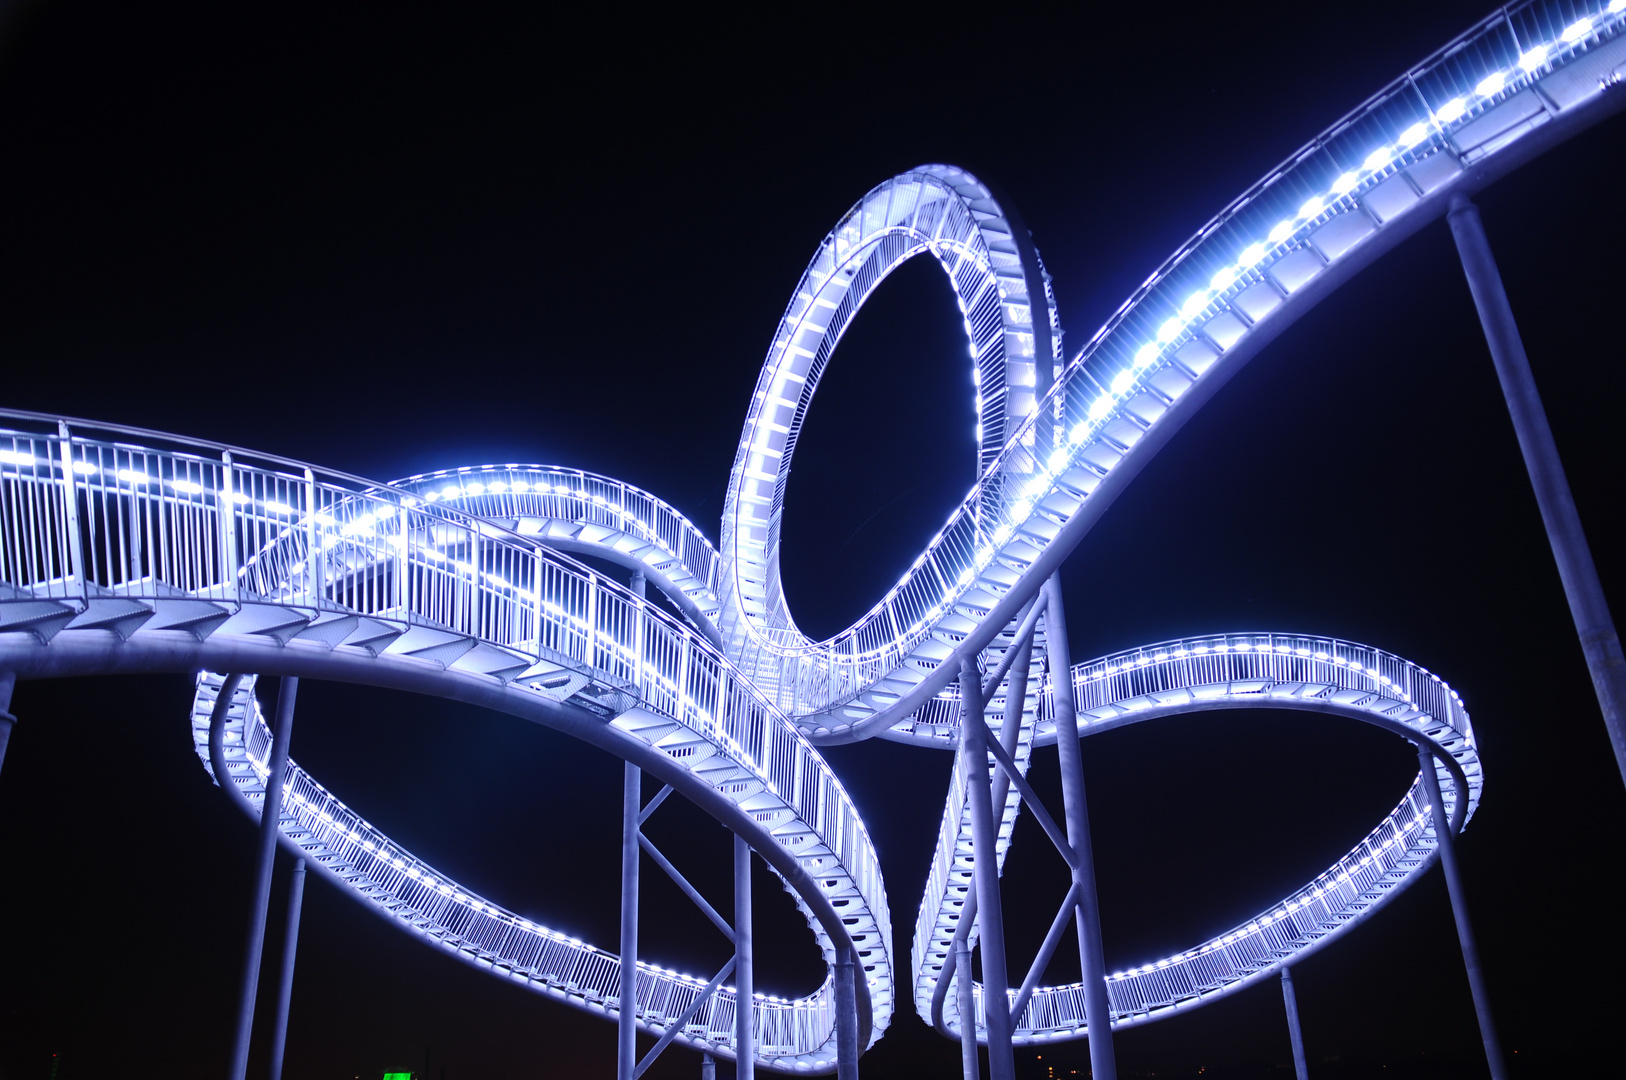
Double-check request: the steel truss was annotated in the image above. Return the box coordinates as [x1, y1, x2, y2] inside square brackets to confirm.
[3, 2, 1624, 1076]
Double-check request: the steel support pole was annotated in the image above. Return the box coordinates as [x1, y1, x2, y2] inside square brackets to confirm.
[228, 676, 298, 1080]
[734, 834, 754, 1080]
[700, 1052, 716, 1080]
[1042, 575, 1117, 1080]
[955, 939, 979, 1080]
[1447, 195, 1626, 789]
[1417, 746, 1507, 1080]
[619, 760, 640, 1080]
[959, 659, 1015, 1080]
[834, 943, 860, 1080]
[267, 857, 306, 1080]
[1280, 967, 1309, 1080]
[0, 670, 15, 781]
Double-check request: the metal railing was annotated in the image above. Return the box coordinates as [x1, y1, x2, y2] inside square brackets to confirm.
[0, 410, 893, 1067]
[712, 0, 1626, 729]
[194, 674, 836, 1061]
[911, 632, 1482, 1041]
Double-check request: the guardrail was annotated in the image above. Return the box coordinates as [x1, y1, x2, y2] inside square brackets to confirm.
[0, 410, 893, 1065]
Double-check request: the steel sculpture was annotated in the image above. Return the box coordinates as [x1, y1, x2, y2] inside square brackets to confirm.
[3, 2, 1624, 1077]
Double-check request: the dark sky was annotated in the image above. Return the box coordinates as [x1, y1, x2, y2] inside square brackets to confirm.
[2, 2, 1624, 1079]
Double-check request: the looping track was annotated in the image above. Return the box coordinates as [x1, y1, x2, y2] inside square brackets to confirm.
[3, 1, 1623, 1070]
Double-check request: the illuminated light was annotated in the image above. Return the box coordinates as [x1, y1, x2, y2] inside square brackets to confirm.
[1475, 71, 1504, 97]
[170, 478, 205, 494]
[440, 485, 461, 499]
[72, 461, 99, 475]
[1238, 242, 1266, 264]
[1180, 292, 1209, 318]
[1088, 396, 1113, 419]
[1110, 371, 1135, 395]
[117, 468, 151, 485]
[1363, 147, 1392, 171]
[510, 480, 529, 493]
[1436, 97, 1467, 123]
[488, 480, 507, 494]
[1519, 45, 1547, 73]
[1156, 318, 1183, 343]
[1047, 448, 1069, 472]
[1298, 197, 1321, 218]
[1399, 121, 1431, 147]
[0, 449, 37, 466]
[1613, 0, 1626, 14]
[1069, 422, 1091, 445]
[1562, 17, 1593, 42]
[465, 482, 486, 496]
[1267, 220, 1294, 243]
[1210, 266, 1237, 291]
[1134, 343, 1159, 368]
[1331, 171, 1358, 194]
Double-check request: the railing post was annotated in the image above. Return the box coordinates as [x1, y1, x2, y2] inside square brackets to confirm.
[734, 834, 755, 1080]
[220, 451, 239, 603]
[1042, 575, 1116, 1080]
[57, 422, 86, 602]
[1447, 194, 1626, 791]
[959, 658, 1015, 1080]
[1280, 967, 1309, 1080]
[303, 469, 322, 609]
[1417, 745, 1507, 1080]
[398, 506, 412, 622]
[267, 857, 306, 1080]
[618, 761, 640, 1080]
[630, 570, 647, 690]
[227, 676, 298, 1080]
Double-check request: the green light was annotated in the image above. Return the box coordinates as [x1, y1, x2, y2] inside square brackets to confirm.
[382, 1073, 413, 1080]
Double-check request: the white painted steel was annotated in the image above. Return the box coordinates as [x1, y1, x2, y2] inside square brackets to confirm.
[0, 420, 890, 1074]
[4, 0, 1622, 1066]
[916, 632, 1482, 1044]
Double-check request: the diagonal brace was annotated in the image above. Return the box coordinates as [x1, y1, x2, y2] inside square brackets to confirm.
[980, 592, 1048, 704]
[637, 784, 673, 825]
[637, 831, 735, 942]
[1010, 880, 1083, 1027]
[979, 719, 1077, 872]
[632, 956, 737, 1079]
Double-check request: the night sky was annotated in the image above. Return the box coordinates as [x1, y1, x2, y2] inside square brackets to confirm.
[2, 2, 1624, 1079]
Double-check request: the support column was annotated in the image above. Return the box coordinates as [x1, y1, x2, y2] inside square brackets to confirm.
[228, 676, 298, 1080]
[955, 939, 979, 1080]
[700, 1052, 716, 1080]
[1448, 195, 1626, 790]
[734, 835, 754, 1080]
[959, 659, 1015, 1080]
[0, 670, 16, 780]
[268, 858, 306, 1080]
[1280, 967, 1309, 1080]
[834, 943, 860, 1080]
[1417, 746, 1507, 1080]
[1042, 576, 1116, 1080]
[619, 761, 640, 1080]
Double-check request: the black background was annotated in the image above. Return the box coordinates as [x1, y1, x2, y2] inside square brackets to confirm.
[1, 2, 1623, 1078]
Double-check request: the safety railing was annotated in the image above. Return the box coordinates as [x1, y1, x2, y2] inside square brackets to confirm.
[912, 632, 1481, 1039]
[198, 674, 837, 1060]
[713, 0, 1626, 723]
[0, 411, 892, 1057]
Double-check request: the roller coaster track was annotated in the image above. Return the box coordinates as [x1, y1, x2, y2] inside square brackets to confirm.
[2, 0, 1622, 1070]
